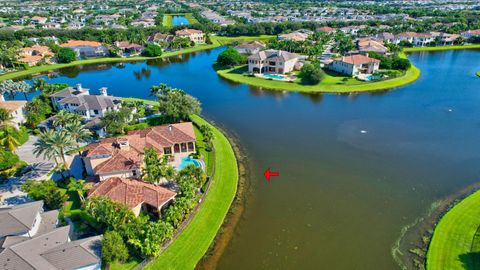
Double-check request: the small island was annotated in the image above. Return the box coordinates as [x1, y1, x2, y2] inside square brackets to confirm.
[215, 31, 421, 93]
[476, 71, 480, 77]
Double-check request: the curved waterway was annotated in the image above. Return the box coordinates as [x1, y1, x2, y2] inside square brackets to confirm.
[24, 48, 480, 269]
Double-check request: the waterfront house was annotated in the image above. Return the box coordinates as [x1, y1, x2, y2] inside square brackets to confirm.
[88, 177, 176, 217]
[60, 40, 109, 59]
[175, 28, 205, 44]
[114, 41, 144, 55]
[394, 32, 417, 44]
[17, 45, 54, 66]
[413, 33, 435, 47]
[82, 122, 196, 180]
[461, 29, 480, 39]
[234, 41, 266, 55]
[147, 33, 175, 44]
[0, 100, 27, 129]
[328, 54, 380, 76]
[248, 49, 300, 74]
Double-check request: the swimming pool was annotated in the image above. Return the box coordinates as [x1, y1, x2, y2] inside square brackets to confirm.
[178, 156, 202, 170]
[262, 73, 286, 80]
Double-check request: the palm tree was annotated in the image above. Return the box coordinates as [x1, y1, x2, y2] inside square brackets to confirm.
[34, 129, 74, 170]
[149, 83, 168, 97]
[64, 121, 92, 156]
[53, 110, 81, 128]
[67, 179, 88, 203]
[0, 127, 21, 151]
[0, 108, 14, 128]
[32, 78, 47, 92]
[0, 80, 31, 100]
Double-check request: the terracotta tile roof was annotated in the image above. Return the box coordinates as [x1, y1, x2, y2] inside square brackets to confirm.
[0, 100, 27, 112]
[334, 54, 380, 65]
[83, 122, 196, 174]
[396, 32, 417, 38]
[61, 40, 103, 47]
[175, 28, 204, 36]
[317, 26, 336, 32]
[88, 177, 176, 209]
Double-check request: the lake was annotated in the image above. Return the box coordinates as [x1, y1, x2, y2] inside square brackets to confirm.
[23, 48, 480, 269]
[172, 15, 189, 26]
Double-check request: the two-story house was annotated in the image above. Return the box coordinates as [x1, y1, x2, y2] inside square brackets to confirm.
[175, 29, 205, 44]
[0, 99, 27, 129]
[248, 49, 300, 74]
[60, 40, 109, 59]
[328, 54, 380, 77]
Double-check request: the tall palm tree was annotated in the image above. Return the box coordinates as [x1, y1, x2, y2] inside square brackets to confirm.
[67, 179, 88, 203]
[0, 127, 21, 152]
[32, 78, 47, 92]
[34, 129, 74, 170]
[149, 83, 168, 97]
[64, 121, 92, 156]
[53, 110, 81, 128]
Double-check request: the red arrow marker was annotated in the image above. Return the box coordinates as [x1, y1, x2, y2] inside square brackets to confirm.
[264, 168, 279, 181]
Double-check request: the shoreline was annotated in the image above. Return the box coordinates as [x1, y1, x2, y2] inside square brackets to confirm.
[391, 182, 480, 270]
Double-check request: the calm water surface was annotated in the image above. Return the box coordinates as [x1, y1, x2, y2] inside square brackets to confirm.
[30, 48, 480, 269]
[172, 15, 189, 26]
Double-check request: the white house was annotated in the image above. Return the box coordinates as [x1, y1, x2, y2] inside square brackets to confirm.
[248, 49, 300, 74]
[0, 99, 27, 129]
[461, 29, 480, 39]
[328, 54, 380, 76]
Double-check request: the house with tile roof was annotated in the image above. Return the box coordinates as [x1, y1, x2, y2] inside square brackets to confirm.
[88, 177, 176, 217]
[234, 41, 266, 55]
[248, 49, 300, 74]
[18, 45, 54, 66]
[0, 100, 27, 129]
[356, 38, 388, 54]
[60, 40, 109, 59]
[82, 122, 196, 181]
[175, 28, 205, 44]
[328, 54, 380, 76]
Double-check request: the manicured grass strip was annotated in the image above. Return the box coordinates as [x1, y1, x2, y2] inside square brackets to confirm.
[110, 258, 143, 270]
[144, 114, 238, 270]
[427, 190, 480, 270]
[0, 35, 274, 82]
[403, 44, 480, 52]
[162, 14, 173, 28]
[217, 53, 420, 93]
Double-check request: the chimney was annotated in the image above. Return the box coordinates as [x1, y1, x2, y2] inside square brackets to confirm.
[168, 125, 173, 132]
[0, 93, 4, 102]
[76, 83, 82, 91]
[117, 138, 129, 149]
[99, 87, 108, 96]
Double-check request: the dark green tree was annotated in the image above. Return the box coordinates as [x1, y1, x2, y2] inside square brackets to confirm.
[56, 47, 76, 63]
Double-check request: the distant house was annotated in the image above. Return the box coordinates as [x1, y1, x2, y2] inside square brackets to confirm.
[147, 33, 175, 44]
[394, 32, 417, 44]
[30, 16, 47, 25]
[42, 22, 61, 29]
[234, 41, 266, 55]
[82, 122, 197, 180]
[60, 40, 109, 58]
[278, 31, 309, 42]
[131, 18, 155, 27]
[328, 54, 380, 76]
[461, 29, 480, 39]
[436, 33, 460, 45]
[375, 32, 395, 43]
[248, 49, 300, 74]
[88, 177, 176, 217]
[18, 45, 54, 66]
[114, 41, 144, 55]
[0, 100, 27, 129]
[316, 26, 336, 33]
[413, 33, 435, 47]
[175, 28, 205, 44]
[356, 38, 388, 54]
[340, 25, 366, 36]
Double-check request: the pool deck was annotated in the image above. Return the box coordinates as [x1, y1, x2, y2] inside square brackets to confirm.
[254, 73, 296, 82]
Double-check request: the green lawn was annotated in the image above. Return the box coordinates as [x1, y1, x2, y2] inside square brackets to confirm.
[162, 13, 199, 28]
[110, 258, 144, 270]
[427, 190, 480, 270]
[0, 35, 274, 82]
[143, 114, 238, 270]
[216, 53, 420, 93]
[403, 44, 480, 52]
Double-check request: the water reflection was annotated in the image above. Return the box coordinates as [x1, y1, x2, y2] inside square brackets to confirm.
[133, 68, 152, 80]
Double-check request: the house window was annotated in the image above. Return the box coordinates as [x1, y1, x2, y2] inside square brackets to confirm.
[181, 143, 187, 152]
[174, 144, 180, 153]
[164, 147, 172, 155]
[132, 170, 137, 177]
[93, 109, 99, 114]
[188, 142, 194, 151]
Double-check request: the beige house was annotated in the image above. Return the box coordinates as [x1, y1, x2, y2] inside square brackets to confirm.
[0, 100, 27, 129]
[175, 28, 205, 44]
[328, 54, 380, 76]
[88, 177, 176, 217]
[18, 45, 54, 66]
[248, 50, 300, 74]
[82, 122, 196, 181]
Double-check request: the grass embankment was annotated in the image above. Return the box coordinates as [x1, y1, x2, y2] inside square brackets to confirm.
[403, 44, 480, 52]
[0, 35, 274, 82]
[162, 13, 199, 28]
[217, 52, 420, 93]
[142, 114, 238, 270]
[426, 189, 480, 270]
